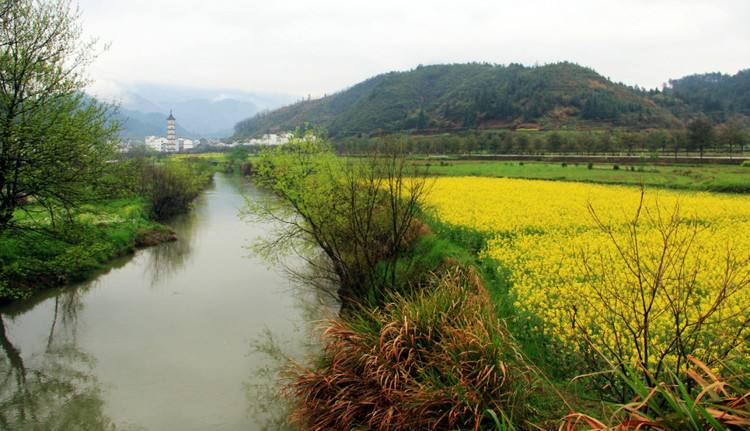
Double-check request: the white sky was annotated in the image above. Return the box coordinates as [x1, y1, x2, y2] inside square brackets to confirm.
[80, 0, 750, 98]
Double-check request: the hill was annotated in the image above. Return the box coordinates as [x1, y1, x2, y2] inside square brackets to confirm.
[234, 62, 681, 138]
[658, 70, 750, 122]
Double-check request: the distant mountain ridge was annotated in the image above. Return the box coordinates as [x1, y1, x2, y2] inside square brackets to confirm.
[233, 62, 682, 138]
[233, 63, 750, 139]
[95, 83, 297, 139]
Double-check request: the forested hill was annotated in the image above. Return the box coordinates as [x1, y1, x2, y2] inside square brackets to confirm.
[659, 70, 750, 122]
[234, 62, 681, 138]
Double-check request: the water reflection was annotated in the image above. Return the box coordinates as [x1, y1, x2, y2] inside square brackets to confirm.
[142, 186, 206, 288]
[243, 273, 337, 431]
[0, 174, 326, 430]
[0, 293, 127, 431]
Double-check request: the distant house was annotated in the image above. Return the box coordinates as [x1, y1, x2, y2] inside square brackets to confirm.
[145, 135, 168, 152]
[241, 132, 293, 147]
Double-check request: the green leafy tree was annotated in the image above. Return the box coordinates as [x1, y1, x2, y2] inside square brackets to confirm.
[0, 0, 117, 232]
[715, 117, 748, 157]
[686, 115, 714, 159]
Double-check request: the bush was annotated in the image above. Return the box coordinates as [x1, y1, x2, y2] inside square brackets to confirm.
[587, 162, 594, 170]
[561, 162, 567, 168]
[612, 164, 620, 170]
[284, 266, 537, 431]
[140, 162, 211, 221]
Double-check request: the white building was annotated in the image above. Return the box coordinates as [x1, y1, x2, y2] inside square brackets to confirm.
[241, 132, 294, 147]
[145, 136, 169, 152]
[177, 138, 195, 152]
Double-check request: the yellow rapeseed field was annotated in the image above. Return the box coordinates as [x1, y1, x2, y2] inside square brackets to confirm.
[427, 177, 750, 370]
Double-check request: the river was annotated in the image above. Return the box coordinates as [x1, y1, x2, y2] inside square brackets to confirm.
[0, 173, 323, 430]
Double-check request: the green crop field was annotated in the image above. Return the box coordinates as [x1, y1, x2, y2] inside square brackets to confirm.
[422, 160, 750, 193]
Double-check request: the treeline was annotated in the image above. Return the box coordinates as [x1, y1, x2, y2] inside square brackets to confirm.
[333, 120, 750, 157]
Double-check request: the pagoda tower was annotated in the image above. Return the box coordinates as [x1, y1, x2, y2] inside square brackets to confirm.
[166, 110, 176, 152]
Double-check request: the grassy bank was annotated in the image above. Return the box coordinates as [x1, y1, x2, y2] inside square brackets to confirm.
[422, 160, 750, 193]
[0, 157, 214, 303]
[0, 198, 174, 302]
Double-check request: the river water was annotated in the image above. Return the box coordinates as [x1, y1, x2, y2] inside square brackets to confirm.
[0, 174, 323, 430]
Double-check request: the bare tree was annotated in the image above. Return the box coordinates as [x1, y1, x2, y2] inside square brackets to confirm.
[577, 192, 750, 399]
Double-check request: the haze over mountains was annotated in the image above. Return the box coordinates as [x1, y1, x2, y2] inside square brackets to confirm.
[234, 63, 750, 139]
[98, 83, 297, 139]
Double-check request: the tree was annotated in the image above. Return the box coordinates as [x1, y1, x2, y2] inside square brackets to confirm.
[0, 0, 117, 232]
[686, 115, 714, 159]
[715, 117, 748, 158]
[248, 133, 430, 309]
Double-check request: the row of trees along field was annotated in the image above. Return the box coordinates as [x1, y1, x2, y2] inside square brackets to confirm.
[0, 0, 212, 301]
[333, 116, 750, 157]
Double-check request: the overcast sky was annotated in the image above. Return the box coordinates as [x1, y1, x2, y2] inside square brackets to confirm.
[80, 0, 750, 99]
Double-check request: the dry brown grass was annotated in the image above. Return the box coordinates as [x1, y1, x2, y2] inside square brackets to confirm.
[284, 266, 537, 430]
[562, 356, 750, 430]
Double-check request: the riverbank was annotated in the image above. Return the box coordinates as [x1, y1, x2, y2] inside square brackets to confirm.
[0, 197, 176, 302]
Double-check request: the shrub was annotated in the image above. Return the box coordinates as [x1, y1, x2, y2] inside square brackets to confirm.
[141, 162, 211, 221]
[284, 266, 536, 431]
[612, 164, 620, 170]
[587, 162, 594, 170]
[561, 162, 568, 168]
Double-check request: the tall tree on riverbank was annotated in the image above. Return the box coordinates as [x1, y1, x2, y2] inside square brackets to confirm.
[0, 0, 117, 232]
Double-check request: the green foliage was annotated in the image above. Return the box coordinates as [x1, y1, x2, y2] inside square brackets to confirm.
[426, 160, 750, 193]
[566, 357, 750, 430]
[664, 70, 750, 123]
[249, 133, 429, 306]
[0, 0, 118, 233]
[139, 161, 212, 221]
[0, 198, 165, 301]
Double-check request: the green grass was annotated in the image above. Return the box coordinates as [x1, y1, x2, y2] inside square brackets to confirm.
[423, 160, 750, 193]
[0, 198, 171, 302]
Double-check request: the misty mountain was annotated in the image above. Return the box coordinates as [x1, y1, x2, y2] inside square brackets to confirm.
[115, 108, 197, 139]
[96, 83, 297, 139]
